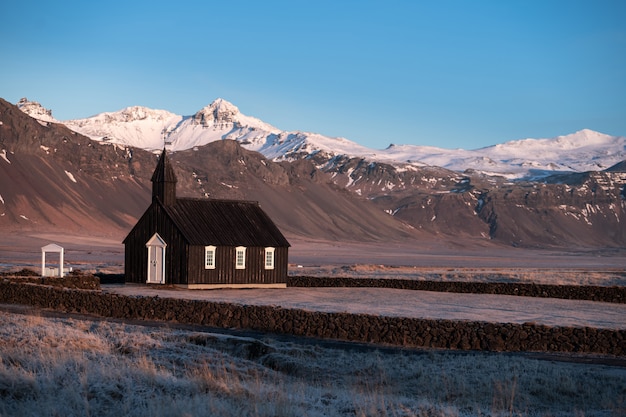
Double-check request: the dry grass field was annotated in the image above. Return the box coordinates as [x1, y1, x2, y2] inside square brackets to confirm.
[291, 264, 626, 287]
[0, 308, 624, 417]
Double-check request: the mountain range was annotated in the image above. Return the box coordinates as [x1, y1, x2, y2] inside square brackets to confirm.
[2, 97, 626, 249]
[17, 97, 626, 180]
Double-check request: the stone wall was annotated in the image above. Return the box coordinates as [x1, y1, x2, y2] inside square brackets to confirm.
[288, 276, 626, 303]
[0, 281, 624, 356]
[0, 270, 100, 290]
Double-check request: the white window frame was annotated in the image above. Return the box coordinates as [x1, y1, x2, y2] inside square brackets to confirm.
[204, 245, 216, 269]
[264, 247, 275, 270]
[235, 246, 246, 269]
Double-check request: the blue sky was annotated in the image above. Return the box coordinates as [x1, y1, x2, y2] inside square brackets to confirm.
[1, 1, 624, 149]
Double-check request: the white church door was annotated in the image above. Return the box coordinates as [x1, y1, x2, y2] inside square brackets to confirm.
[146, 233, 166, 284]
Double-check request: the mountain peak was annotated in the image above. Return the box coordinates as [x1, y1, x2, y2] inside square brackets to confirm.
[575, 128, 598, 136]
[120, 106, 153, 120]
[193, 98, 240, 126]
[16, 98, 57, 123]
[211, 97, 238, 110]
[556, 128, 612, 143]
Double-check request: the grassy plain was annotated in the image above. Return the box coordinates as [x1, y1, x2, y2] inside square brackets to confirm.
[0, 309, 624, 417]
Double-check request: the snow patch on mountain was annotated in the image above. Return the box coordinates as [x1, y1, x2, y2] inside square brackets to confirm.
[260, 131, 374, 162]
[0, 150, 11, 164]
[65, 170, 77, 183]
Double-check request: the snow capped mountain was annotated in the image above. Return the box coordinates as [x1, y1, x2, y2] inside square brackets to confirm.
[62, 98, 282, 153]
[475, 129, 626, 177]
[165, 99, 282, 152]
[16, 98, 626, 179]
[381, 129, 626, 179]
[66, 106, 183, 150]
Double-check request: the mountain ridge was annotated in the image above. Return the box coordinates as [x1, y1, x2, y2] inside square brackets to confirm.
[16, 97, 625, 180]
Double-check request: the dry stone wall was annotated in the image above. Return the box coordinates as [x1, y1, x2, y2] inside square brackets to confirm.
[288, 276, 626, 303]
[0, 281, 624, 356]
[0, 272, 100, 290]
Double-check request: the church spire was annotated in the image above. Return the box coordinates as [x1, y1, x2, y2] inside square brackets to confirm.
[151, 148, 177, 206]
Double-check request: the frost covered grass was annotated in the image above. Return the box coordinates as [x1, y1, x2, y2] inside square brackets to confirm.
[0, 310, 624, 417]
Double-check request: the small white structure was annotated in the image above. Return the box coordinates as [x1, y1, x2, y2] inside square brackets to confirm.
[41, 243, 64, 277]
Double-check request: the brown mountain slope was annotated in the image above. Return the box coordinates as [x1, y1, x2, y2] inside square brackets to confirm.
[0, 98, 425, 243]
[318, 151, 626, 248]
[0, 99, 150, 235]
[167, 141, 420, 241]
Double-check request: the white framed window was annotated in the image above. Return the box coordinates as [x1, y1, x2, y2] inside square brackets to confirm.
[235, 246, 246, 269]
[204, 246, 216, 269]
[264, 247, 275, 270]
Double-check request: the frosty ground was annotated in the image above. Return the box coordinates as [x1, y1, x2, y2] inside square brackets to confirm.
[1, 232, 625, 416]
[0, 307, 625, 417]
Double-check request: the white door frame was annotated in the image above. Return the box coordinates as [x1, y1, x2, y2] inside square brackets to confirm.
[41, 243, 65, 277]
[146, 233, 166, 284]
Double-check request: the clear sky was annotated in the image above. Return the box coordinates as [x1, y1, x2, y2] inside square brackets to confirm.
[1, 0, 624, 150]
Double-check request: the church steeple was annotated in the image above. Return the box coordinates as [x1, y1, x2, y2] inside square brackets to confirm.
[151, 148, 177, 206]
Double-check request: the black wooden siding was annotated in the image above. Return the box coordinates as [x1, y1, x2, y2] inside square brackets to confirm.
[186, 246, 288, 285]
[124, 202, 189, 284]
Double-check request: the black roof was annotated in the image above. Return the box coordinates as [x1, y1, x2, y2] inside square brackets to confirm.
[162, 198, 290, 247]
